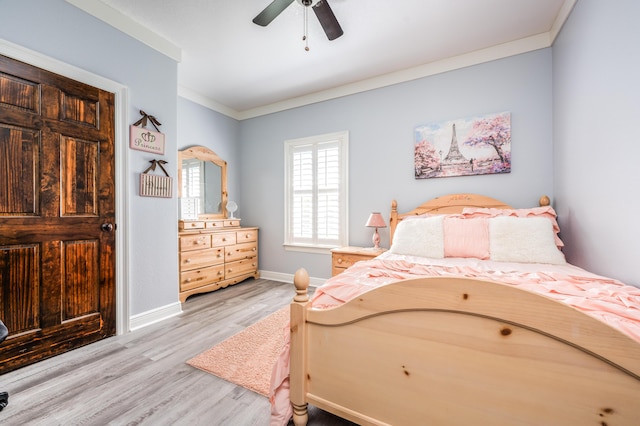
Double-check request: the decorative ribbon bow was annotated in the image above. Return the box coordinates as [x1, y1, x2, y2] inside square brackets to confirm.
[133, 110, 162, 132]
[143, 159, 169, 177]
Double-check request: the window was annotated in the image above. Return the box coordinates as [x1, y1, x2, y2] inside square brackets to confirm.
[284, 131, 349, 252]
[180, 158, 204, 217]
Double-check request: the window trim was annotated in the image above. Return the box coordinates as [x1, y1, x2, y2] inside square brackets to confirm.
[283, 131, 349, 253]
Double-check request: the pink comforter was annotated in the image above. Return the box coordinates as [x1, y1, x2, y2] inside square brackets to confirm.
[269, 253, 640, 425]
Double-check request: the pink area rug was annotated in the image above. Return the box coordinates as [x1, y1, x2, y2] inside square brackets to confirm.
[187, 305, 289, 397]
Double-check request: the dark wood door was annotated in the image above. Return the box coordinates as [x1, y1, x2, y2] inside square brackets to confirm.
[0, 54, 116, 373]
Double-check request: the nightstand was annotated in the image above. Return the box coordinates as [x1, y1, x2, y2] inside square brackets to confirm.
[331, 246, 387, 277]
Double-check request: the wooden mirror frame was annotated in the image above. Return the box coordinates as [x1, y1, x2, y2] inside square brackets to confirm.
[177, 145, 228, 219]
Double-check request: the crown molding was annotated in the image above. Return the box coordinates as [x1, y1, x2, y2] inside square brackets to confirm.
[65, 0, 569, 121]
[232, 32, 553, 120]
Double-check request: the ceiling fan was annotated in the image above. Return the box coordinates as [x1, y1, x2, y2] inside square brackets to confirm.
[253, 0, 344, 41]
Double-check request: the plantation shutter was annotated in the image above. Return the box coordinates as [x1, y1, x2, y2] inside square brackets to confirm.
[285, 132, 348, 250]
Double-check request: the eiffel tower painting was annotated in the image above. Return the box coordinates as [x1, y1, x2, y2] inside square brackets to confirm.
[443, 123, 468, 164]
[414, 111, 511, 179]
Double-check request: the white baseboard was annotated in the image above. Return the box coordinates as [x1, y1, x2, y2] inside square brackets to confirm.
[129, 302, 182, 332]
[128, 270, 327, 332]
[259, 270, 326, 288]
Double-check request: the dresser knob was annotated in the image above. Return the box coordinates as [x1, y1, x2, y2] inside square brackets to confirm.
[337, 258, 343, 264]
[252, 247, 256, 251]
[185, 259, 192, 264]
[185, 278, 192, 283]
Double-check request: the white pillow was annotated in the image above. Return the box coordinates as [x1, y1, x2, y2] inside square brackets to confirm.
[489, 217, 566, 264]
[390, 216, 444, 258]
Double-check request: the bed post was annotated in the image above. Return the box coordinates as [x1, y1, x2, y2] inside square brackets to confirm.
[389, 199, 398, 246]
[290, 268, 310, 426]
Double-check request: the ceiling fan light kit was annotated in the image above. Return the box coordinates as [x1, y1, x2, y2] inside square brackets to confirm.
[253, 0, 343, 50]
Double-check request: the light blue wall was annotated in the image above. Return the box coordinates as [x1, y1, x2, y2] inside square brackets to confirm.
[240, 50, 554, 278]
[553, 0, 640, 286]
[1, 0, 180, 315]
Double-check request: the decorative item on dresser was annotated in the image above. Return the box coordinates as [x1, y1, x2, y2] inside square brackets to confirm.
[178, 219, 258, 302]
[178, 145, 259, 302]
[330, 246, 387, 277]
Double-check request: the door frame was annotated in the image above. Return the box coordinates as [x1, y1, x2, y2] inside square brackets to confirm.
[0, 39, 130, 335]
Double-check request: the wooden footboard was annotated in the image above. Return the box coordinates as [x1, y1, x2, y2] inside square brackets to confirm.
[290, 269, 640, 426]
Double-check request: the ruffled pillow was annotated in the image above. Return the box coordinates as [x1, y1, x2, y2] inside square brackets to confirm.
[462, 206, 564, 249]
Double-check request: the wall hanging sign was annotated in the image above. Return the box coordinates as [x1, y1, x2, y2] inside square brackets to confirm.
[414, 111, 511, 179]
[140, 159, 172, 198]
[130, 110, 165, 155]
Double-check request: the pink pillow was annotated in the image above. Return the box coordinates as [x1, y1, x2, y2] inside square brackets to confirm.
[461, 206, 564, 249]
[443, 217, 490, 259]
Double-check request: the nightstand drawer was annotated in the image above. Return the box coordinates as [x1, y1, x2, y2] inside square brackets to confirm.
[332, 252, 368, 270]
[331, 246, 386, 276]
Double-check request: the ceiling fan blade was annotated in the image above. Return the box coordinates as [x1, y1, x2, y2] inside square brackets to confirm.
[312, 0, 343, 40]
[253, 0, 295, 26]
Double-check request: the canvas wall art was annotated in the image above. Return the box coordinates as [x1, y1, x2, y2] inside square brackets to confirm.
[414, 111, 511, 179]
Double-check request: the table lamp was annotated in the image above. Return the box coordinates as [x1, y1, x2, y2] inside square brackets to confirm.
[365, 212, 386, 249]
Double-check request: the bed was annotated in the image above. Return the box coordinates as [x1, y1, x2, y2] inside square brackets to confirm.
[278, 193, 640, 426]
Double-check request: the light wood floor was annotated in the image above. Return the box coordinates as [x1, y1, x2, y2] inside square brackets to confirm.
[0, 278, 355, 426]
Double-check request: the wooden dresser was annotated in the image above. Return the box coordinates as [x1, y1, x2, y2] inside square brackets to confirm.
[178, 219, 259, 302]
[330, 246, 387, 277]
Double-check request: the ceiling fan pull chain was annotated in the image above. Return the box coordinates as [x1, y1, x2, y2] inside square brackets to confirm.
[303, 5, 310, 51]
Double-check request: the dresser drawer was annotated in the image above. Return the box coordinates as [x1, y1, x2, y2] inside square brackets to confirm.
[180, 247, 224, 271]
[225, 242, 258, 262]
[179, 234, 211, 252]
[211, 232, 237, 247]
[205, 220, 225, 230]
[180, 220, 205, 230]
[236, 229, 257, 243]
[225, 257, 258, 279]
[224, 219, 241, 227]
[180, 264, 225, 291]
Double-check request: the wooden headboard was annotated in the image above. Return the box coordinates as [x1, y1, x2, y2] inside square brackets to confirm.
[389, 193, 551, 245]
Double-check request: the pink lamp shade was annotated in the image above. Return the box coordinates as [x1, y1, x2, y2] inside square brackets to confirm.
[365, 212, 387, 249]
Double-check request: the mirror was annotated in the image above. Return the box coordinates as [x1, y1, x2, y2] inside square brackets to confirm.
[178, 145, 227, 219]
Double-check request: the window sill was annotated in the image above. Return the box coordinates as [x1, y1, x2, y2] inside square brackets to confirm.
[283, 244, 335, 255]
